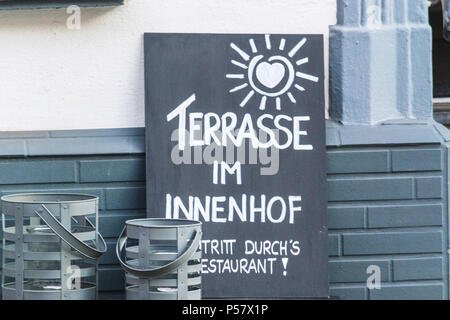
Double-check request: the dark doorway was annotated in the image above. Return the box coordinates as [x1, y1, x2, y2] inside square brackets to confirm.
[430, 1, 450, 125]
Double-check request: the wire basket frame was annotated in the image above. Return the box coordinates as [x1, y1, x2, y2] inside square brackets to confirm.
[1, 193, 106, 300]
[116, 218, 202, 300]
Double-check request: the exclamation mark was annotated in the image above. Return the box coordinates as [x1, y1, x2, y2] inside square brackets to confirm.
[282, 258, 289, 276]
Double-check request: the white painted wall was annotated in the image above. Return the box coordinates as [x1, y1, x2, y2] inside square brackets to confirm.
[0, 0, 336, 131]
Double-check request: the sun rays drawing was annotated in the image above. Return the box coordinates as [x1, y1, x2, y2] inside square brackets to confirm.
[226, 35, 319, 111]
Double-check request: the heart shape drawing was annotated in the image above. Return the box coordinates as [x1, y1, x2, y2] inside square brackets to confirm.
[255, 62, 286, 89]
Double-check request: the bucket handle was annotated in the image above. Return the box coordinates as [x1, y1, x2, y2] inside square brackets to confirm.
[116, 225, 202, 278]
[34, 204, 107, 260]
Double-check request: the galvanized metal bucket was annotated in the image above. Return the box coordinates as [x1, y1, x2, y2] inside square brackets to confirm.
[116, 218, 202, 300]
[1, 193, 107, 300]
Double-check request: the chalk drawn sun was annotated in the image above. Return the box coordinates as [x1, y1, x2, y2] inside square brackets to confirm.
[226, 35, 319, 111]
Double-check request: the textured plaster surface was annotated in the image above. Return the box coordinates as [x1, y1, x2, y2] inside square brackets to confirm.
[0, 0, 336, 131]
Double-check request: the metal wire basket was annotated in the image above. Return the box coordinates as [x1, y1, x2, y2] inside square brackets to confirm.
[116, 218, 202, 300]
[1, 193, 106, 300]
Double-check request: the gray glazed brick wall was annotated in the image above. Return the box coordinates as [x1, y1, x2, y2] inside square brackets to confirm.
[327, 144, 448, 300]
[0, 147, 442, 298]
[0, 124, 448, 299]
[0, 155, 146, 292]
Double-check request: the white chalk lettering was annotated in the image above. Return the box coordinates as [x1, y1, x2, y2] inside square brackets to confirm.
[166, 194, 302, 224]
[201, 258, 277, 275]
[293, 116, 313, 150]
[166, 94, 196, 150]
[166, 95, 313, 151]
[245, 240, 300, 256]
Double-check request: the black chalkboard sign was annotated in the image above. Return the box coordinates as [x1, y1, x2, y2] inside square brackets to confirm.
[144, 33, 328, 298]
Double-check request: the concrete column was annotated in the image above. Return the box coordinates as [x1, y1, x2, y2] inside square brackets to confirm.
[329, 0, 433, 124]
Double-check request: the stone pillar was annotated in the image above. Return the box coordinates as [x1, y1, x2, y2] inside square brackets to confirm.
[329, 0, 433, 125]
